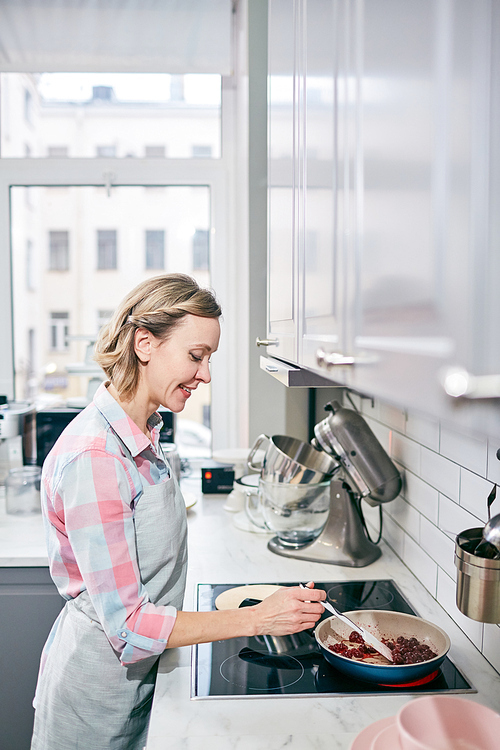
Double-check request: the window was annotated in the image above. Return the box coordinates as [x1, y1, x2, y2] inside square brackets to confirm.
[145, 146, 166, 158]
[145, 230, 165, 270]
[24, 88, 33, 125]
[50, 312, 69, 351]
[47, 146, 69, 158]
[96, 145, 116, 158]
[49, 231, 69, 271]
[26, 239, 35, 290]
[192, 145, 213, 158]
[97, 310, 113, 332]
[1, 73, 222, 159]
[97, 230, 117, 270]
[192, 229, 209, 271]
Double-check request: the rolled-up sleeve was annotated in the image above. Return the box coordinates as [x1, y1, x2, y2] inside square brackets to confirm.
[49, 448, 177, 664]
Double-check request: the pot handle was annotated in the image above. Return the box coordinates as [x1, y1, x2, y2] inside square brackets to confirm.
[247, 433, 269, 472]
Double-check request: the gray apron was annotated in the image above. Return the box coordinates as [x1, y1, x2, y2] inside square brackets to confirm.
[31, 453, 187, 750]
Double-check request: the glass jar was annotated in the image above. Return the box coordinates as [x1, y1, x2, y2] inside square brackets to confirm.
[5, 466, 42, 515]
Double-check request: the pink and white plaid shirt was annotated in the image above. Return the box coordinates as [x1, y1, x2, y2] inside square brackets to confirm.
[41, 383, 178, 665]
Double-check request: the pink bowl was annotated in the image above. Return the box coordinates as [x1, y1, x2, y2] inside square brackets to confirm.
[397, 696, 500, 750]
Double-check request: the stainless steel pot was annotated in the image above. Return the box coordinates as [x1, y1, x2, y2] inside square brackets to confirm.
[247, 434, 338, 484]
[455, 528, 500, 623]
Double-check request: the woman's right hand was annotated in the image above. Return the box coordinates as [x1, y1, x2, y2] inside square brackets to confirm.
[250, 582, 325, 637]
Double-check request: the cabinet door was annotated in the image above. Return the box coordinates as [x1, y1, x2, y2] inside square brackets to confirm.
[268, 0, 299, 362]
[0, 567, 64, 750]
[300, 0, 346, 371]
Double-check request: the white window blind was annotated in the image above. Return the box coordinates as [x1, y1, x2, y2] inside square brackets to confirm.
[0, 0, 233, 74]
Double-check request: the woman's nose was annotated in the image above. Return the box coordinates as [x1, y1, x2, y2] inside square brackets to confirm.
[197, 359, 211, 383]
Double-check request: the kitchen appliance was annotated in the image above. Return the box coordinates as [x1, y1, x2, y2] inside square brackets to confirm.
[247, 434, 338, 484]
[192, 579, 475, 699]
[266, 401, 402, 567]
[36, 407, 83, 467]
[0, 398, 36, 483]
[244, 478, 332, 546]
[455, 528, 500, 623]
[201, 461, 235, 494]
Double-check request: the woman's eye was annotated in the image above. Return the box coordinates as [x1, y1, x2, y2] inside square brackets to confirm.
[190, 353, 202, 362]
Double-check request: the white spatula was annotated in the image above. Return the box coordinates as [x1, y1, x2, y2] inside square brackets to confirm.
[300, 583, 393, 662]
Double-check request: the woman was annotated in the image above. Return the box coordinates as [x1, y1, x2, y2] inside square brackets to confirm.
[31, 274, 325, 750]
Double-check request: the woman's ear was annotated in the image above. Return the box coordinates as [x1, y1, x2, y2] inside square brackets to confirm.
[134, 327, 153, 364]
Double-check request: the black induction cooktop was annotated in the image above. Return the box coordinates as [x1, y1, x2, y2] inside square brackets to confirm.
[191, 580, 476, 699]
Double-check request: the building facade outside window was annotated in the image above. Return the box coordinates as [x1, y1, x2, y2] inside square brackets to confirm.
[192, 228, 209, 271]
[97, 230, 117, 270]
[49, 230, 69, 271]
[145, 230, 165, 270]
[50, 312, 69, 351]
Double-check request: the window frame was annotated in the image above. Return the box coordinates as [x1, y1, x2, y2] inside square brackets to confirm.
[0, 83, 244, 450]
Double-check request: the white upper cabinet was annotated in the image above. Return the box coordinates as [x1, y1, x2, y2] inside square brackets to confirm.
[267, 0, 500, 438]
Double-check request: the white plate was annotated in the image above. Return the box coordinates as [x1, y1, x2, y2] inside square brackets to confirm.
[183, 492, 198, 510]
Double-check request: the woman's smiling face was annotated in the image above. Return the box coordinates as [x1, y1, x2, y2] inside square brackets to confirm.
[136, 314, 221, 413]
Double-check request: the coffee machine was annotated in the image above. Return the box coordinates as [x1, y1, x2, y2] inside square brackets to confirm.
[0, 397, 36, 484]
[267, 401, 402, 567]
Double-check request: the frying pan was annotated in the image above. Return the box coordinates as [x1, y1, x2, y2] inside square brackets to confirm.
[315, 610, 450, 685]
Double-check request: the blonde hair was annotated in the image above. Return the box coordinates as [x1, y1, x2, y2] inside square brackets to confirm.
[94, 274, 221, 399]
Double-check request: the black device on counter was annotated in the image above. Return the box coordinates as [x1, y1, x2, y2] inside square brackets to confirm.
[36, 406, 175, 467]
[157, 407, 175, 443]
[36, 408, 83, 466]
[201, 461, 235, 494]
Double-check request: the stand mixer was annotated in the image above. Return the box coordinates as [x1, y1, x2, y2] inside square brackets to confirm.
[266, 401, 402, 567]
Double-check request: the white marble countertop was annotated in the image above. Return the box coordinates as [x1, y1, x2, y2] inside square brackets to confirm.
[2, 480, 499, 749]
[147, 480, 500, 750]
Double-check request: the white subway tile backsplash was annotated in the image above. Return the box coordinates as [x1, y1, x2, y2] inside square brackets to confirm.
[420, 447, 460, 501]
[483, 624, 500, 674]
[378, 402, 407, 434]
[391, 432, 420, 475]
[405, 411, 440, 451]
[419, 516, 456, 579]
[382, 513, 405, 558]
[384, 497, 420, 541]
[404, 535, 437, 597]
[439, 494, 482, 535]
[404, 471, 439, 524]
[440, 425, 487, 477]
[486, 440, 500, 485]
[460, 468, 495, 522]
[368, 396, 497, 674]
[436, 568, 484, 650]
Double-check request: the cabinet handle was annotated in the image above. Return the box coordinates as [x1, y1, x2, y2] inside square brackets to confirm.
[316, 348, 356, 368]
[256, 337, 279, 347]
[442, 367, 500, 400]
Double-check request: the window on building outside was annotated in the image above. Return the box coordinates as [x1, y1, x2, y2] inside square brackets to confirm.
[96, 145, 116, 158]
[26, 239, 35, 290]
[192, 229, 209, 271]
[97, 230, 117, 269]
[50, 312, 69, 351]
[192, 145, 213, 158]
[47, 146, 69, 157]
[145, 230, 165, 270]
[145, 146, 166, 158]
[97, 310, 113, 332]
[24, 88, 33, 124]
[49, 230, 69, 271]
